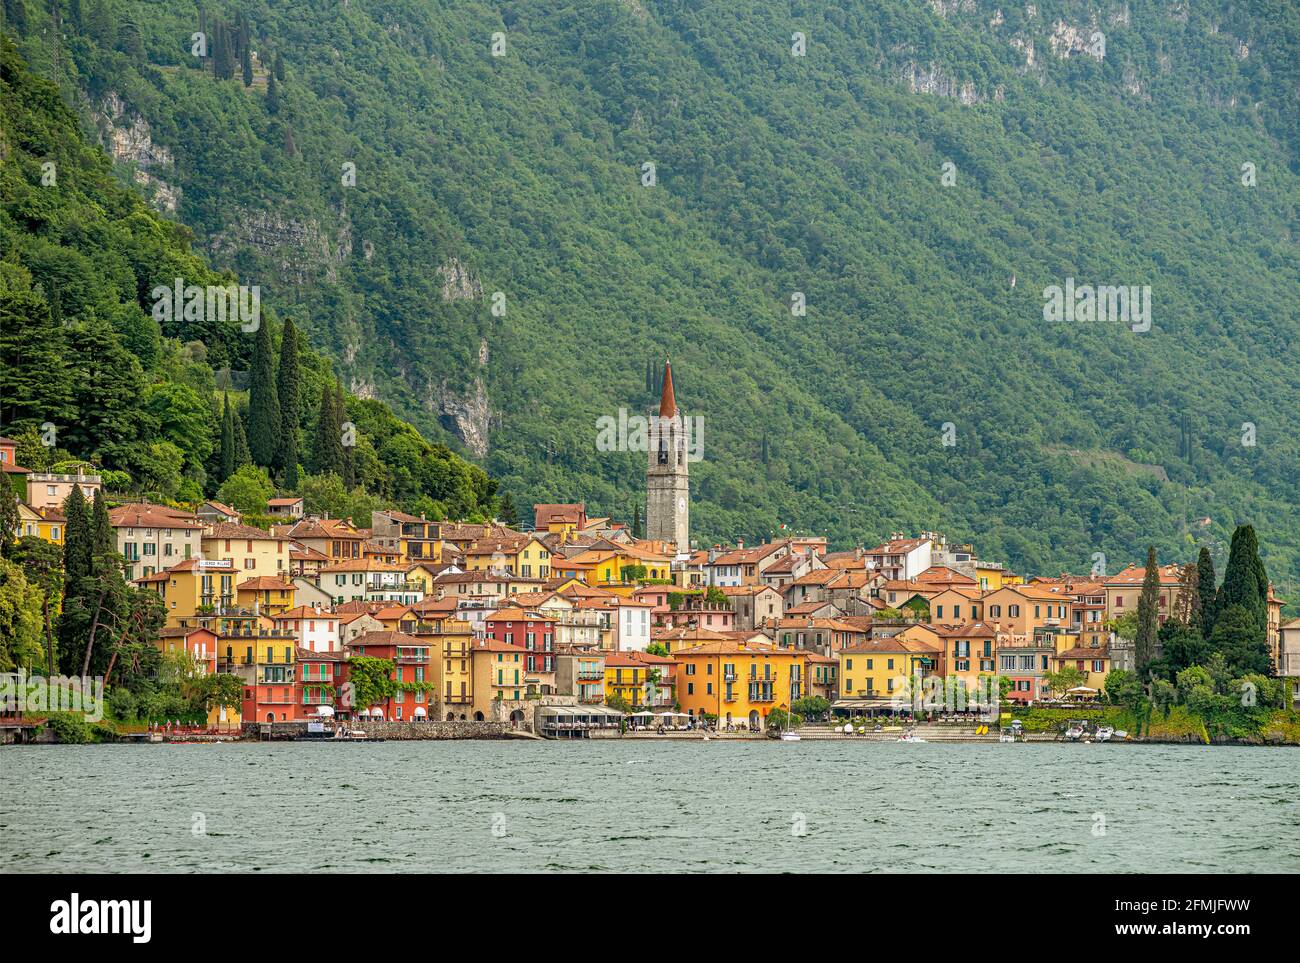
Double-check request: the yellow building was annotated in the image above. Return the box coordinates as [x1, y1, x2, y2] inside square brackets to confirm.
[469, 637, 526, 716]
[13, 502, 66, 545]
[603, 653, 657, 709]
[233, 576, 296, 616]
[673, 638, 803, 728]
[464, 533, 553, 579]
[561, 547, 672, 589]
[415, 617, 474, 718]
[839, 637, 941, 699]
[202, 522, 290, 583]
[136, 558, 239, 626]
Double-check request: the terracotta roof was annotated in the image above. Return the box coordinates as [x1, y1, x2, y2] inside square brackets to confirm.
[1056, 646, 1110, 660]
[201, 501, 241, 517]
[840, 637, 941, 655]
[650, 627, 735, 644]
[236, 576, 295, 591]
[916, 566, 977, 584]
[375, 509, 425, 523]
[487, 607, 555, 622]
[472, 637, 527, 654]
[776, 617, 866, 633]
[1104, 564, 1185, 586]
[934, 621, 999, 638]
[109, 503, 202, 529]
[296, 647, 343, 662]
[534, 503, 585, 526]
[658, 360, 678, 418]
[267, 497, 304, 506]
[671, 639, 798, 657]
[274, 606, 340, 620]
[350, 630, 426, 648]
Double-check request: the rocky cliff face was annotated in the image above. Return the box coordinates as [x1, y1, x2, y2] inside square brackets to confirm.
[429, 376, 491, 458]
[207, 208, 352, 285]
[91, 92, 180, 212]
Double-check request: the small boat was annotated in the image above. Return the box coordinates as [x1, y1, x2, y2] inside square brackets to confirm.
[898, 731, 927, 743]
[1064, 725, 1084, 741]
[1095, 725, 1114, 743]
[999, 730, 1019, 743]
[1114, 729, 1129, 741]
[779, 731, 802, 742]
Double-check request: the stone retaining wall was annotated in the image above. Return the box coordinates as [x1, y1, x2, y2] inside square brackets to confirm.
[254, 720, 511, 740]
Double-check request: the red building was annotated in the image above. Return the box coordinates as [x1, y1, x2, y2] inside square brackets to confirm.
[345, 630, 433, 721]
[485, 607, 556, 676]
[296, 648, 343, 720]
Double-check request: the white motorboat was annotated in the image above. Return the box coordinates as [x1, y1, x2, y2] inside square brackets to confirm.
[999, 730, 1019, 743]
[1095, 725, 1114, 742]
[898, 731, 927, 743]
[1064, 725, 1084, 741]
[780, 731, 802, 742]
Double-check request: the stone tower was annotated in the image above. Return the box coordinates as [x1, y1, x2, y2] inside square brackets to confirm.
[646, 360, 689, 552]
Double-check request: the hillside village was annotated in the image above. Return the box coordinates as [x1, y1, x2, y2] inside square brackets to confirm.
[3, 361, 1295, 737]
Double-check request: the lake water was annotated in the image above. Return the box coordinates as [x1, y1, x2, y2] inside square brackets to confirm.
[2, 741, 1297, 873]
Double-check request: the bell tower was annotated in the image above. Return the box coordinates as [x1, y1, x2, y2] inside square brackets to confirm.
[646, 360, 689, 552]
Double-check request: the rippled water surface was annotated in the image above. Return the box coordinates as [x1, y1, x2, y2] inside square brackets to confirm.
[2, 741, 1297, 872]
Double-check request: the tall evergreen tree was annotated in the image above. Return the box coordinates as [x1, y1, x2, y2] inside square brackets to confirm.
[497, 492, 518, 526]
[336, 383, 355, 487]
[274, 52, 284, 81]
[3, 0, 29, 35]
[241, 43, 253, 87]
[276, 320, 301, 487]
[266, 67, 280, 114]
[0, 285, 74, 431]
[246, 321, 280, 467]
[56, 487, 91, 676]
[1134, 545, 1160, 673]
[1216, 524, 1269, 643]
[0, 475, 19, 559]
[1196, 547, 1217, 638]
[233, 403, 251, 468]
[312, 380, 344, 477]
[1173, 562, 1199, 626]
[219, 392, 236, 481]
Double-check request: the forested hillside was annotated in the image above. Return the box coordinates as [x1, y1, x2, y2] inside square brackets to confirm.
[3, 1, 1298, 594]
[0, 32, 495, 523]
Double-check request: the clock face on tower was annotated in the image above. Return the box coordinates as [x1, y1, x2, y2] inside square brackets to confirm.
[678, 497, 686, 513]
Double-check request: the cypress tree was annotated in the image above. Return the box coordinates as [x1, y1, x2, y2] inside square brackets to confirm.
[1216, 525, 1269, 640]
[337, 383, 355, 487]
[233, 403, 251, 468]
[241, 43, 253, 87]
[56, 487, 91, 676]
[1196, 547, 1217, 638]
[312, 380, 343, 476]
[1134, 545, 1160, 674]
[219, 393, 236, 481]
[276, 320, 301, 485]
[246, 321, 280, 467]
[0, 475, 19, 559]
[266, 68, 280, 114]
[497, 492, 518, 526]
[274, 52, 284, 81]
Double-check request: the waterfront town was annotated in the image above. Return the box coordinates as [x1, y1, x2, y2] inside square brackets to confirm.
[2, 365, 1296, 741]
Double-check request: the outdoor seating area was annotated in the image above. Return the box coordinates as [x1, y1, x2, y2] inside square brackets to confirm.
[535, 705, 624, 738]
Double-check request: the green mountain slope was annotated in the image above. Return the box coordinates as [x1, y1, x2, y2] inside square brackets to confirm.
[5, 1, 1298, 593]
[0, 32, 495, 521]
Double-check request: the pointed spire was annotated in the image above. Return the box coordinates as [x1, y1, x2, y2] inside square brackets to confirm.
[658, 359, 678, 418]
